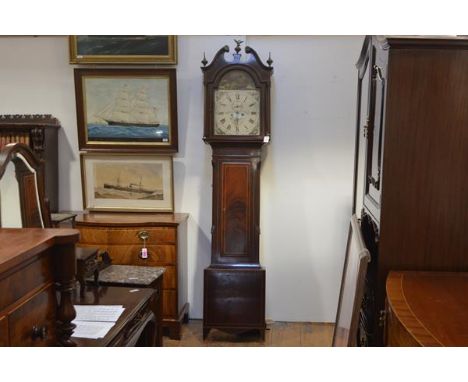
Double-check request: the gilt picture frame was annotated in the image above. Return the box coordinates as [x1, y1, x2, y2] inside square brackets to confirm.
[80, 153, 174, 212]
[69, 35, 177, 64]
[74, 68, 178, 152]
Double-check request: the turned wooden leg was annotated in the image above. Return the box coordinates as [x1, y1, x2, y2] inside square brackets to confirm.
[53, 243, 77, 346]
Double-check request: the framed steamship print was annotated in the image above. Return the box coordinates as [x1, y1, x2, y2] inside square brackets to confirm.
[74, 68, 178, 152]
[69, 35, 177, 64]
[81, 153, 174, 212]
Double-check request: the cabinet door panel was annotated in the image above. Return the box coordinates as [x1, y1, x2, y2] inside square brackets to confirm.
[364, 47, 387, 223]
[220, 163, 251, 257]
[354, 50, 371, 215]
[368, 64, 385, 194]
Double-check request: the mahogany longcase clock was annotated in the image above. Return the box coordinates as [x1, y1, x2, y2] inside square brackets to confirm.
[202, 41, 273, 339]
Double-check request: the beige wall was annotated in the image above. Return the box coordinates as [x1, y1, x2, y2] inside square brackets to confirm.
[0, 35, 363, 321]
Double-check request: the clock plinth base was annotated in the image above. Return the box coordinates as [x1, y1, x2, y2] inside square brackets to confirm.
[203, 266, 266, 340]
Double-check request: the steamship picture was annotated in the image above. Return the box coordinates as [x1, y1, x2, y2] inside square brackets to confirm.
[93, 162, 164, 200]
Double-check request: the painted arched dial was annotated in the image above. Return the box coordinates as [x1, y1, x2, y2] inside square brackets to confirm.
[214, 69, 261, 136]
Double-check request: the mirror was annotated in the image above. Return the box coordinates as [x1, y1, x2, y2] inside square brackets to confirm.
[0, 160, 22, 227]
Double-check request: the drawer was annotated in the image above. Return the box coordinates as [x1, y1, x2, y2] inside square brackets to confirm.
[8, 284, 57, 346]
[99, 245, 176, 265]
[78, 227, 108, 244]
[162, 290, 177, 318]
[108, 227, 176, 245]
[78, 226, 176, 245]
[0, 254, 53, 312]
[0, 316, 8, 346]
[108, 299, 154, 347]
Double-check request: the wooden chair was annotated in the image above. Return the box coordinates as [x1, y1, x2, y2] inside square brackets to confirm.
[332, 214, 371, 346]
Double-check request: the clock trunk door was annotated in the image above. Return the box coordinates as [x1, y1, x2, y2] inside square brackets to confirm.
[211, 149, 261, 265]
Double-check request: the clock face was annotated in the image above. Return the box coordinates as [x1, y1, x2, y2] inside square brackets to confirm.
[214, 89, 261, 136]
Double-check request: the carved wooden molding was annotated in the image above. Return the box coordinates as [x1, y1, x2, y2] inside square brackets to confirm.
[0, 114, 61, 127]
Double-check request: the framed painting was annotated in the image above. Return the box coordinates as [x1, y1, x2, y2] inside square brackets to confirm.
[80, 153, 174, 212]
[69, 35, 177, 64]
[74, 68, 178, 152]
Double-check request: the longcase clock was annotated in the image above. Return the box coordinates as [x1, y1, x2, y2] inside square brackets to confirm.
[201, 41, 273, 339]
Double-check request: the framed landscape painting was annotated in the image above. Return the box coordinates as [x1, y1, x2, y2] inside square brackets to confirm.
[69, 35, 177, 64]
[74, 68, 178, 152]
[81, 153, 174, 212]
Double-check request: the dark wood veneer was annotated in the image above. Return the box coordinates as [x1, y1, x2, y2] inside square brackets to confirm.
[351, 36, 468, 346]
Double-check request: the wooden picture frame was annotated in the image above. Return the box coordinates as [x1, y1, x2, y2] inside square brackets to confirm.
[74, 68, 178, 153]
[332, 214, 371, 347]
[69, 35, 177, 64]
[80, 153, 174, 213]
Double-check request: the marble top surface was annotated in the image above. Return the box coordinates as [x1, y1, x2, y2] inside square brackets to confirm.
[90, 265, 165, 286]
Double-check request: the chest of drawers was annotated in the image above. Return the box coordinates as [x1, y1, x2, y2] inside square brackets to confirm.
[75, 212, 188, 339]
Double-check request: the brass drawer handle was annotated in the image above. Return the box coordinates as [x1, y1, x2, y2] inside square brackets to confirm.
[137, 230, 150, 242]
[32, 325, 48, 341]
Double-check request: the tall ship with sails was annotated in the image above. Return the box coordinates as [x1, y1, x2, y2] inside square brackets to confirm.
[96, 84, 160, 128]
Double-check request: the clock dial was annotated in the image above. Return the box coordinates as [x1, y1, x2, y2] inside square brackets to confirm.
[214, 89, 260, 136]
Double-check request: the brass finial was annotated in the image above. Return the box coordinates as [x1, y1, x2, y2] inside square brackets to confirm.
[234, 39, 243, 54]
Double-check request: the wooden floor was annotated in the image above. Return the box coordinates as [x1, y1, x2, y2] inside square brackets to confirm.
[164, 320, 334, 347]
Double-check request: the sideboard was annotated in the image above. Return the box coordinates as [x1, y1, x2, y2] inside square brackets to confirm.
[0, 228, 78, 346]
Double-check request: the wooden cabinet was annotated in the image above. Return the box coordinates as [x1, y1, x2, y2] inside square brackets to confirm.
[351, 36, 468, 346]
[75, 212, 189, 339]
[0, 228, 79, 346]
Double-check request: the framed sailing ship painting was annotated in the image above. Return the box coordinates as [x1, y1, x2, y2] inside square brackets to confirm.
[80, 153, 174, 212]
[69, 35, 177, 64]
[74, 68, 178, 152]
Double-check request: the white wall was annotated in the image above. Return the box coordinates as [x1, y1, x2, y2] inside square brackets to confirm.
[0, 35, 363, 322]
